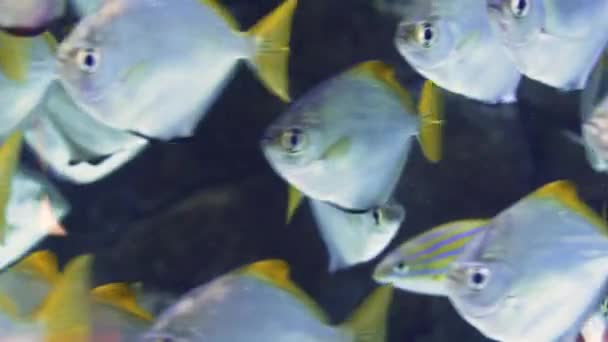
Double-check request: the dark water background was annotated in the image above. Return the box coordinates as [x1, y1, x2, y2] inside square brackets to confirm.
[31, 0, 608, 340]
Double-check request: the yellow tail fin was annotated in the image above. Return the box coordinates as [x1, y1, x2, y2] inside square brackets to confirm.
[91, 282, 154, 322]
[417, 80, 444, 163]
[13, 250, 60, 284]
[286, 184, 303, 224]
[339, 285, 394, 342]
[0, 131, 24, 244]
[0, 32, 33, 82]
[246, 0, 298, 102]
[33, 255, 93, 342]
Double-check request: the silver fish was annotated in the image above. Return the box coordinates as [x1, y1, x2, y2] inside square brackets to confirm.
[0, 0, 65, 33]
[445, 180, 608, 341]
[140, 260, 393, 342]
[486, 0, 608, 91]
[309, 199, 405, 272]
[261, 60, 442, 211]
[393, 0, 521, 103]
[57, 0, 297, 141]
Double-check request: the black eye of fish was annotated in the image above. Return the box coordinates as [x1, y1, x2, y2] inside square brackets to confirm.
[281, 128, 306, 153]
[418, 22, 436, 48]
[467, 266, 490, 290]
[510, 0, 529, 17]
[77, 47, 101, 73]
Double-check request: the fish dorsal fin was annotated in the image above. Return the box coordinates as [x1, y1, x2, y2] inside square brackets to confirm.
[0, 32, 32, 82]
[417, 80, 444, 163]
[32, 255, 93, 342]
[0, 131, 24, 244]
[349, 60, 416, 113]
[199, 0, 240, 31]
[91, 283, 154, 322]
[13, 250, 60, 284]
[531, 180, 608, 234]
[339, 285, 393, 342]
[286, 184, 303, 224]
[237, 260, 330, 323]
[42, 32, 58, 53]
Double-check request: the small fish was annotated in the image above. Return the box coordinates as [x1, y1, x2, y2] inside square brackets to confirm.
[262, 60, 443, 211]
[24, 82, 149, 184]
[140, 260, 393, 342]
[309, 198, 405, 272]
[445, 180, 608, 341]
[0, 0, 66, 35]
[0, 31, 57, 138]
[485, 0, 608, 91]
[0, 167, 70, 270]
[581, 56, 608, 172]
[393, 0, 521, 103]
[57, 0, 297, 141]
[373, 219, 489, 295]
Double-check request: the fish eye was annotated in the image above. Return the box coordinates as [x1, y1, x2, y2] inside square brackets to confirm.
[416, 22, 437, 48]
[466, 266, 491, 291]
[372, 209, 382, 225]
[280, 128, 307, 154]
[393, 261, 409, 274]
[76, 47, 101, 73]
[510, 0, 529, 18]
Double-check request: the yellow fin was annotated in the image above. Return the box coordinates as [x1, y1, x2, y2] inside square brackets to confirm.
[349, 60, 416, 113]
[322, 137, 351, 160]
[42, 32, 58, 53]
[91, 283, 153, 322]
[13, 250, 60, 284]
[237, 259, 329, 323]
[0, 131, 24, 244]
[417, 80, 444, 163]
[286, 184, 303, 224]
[0, 32, 33, 82]
[0, 292, 22, 321]
[532, 180, 608, 234]
[200, 0, 240, 30]
[33, 255, 93, 342]
[339, 285, 394, 342]
[246, 0, 298, 102]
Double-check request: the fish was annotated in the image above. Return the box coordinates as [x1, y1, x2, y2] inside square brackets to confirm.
[309, 198, 405, 272]
[485, 0, 608, 91]
[0, 0, 66, 35]
[373, 219, 490, 295]
[24, 82, 149, 184]
[0, 252, 93, 341]
[445, 180, 608, 341]
[57, 0, 297, 141]
[580, 56, 608, 172]
[140, 259, 393, 342]
[0, 167, 70, 270]
[0, 31, 57, 138]
[261, 60, 443, 212]
[392, 0, 521, 103]
[0, 251, 154, 341]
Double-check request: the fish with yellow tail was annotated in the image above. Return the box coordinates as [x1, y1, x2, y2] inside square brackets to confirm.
[140, 259, 393, 342]
[57, 0, 298, 141]
[445, 180, 608, 342]
[264, 61, 443, 216]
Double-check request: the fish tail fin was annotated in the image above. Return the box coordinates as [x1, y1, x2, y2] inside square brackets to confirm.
[91, 282, 154, 321]
[339, 285, 394, 342]
[0, 32, 33, 82]
[286, 184, 303, 224]
[417, 80, 444, 163]
[246, 0, 298, 102]
[13, 250, 60, 284]
[33, 254, 93, 342]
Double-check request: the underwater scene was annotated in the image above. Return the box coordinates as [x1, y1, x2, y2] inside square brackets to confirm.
[1, 0, 608, 341]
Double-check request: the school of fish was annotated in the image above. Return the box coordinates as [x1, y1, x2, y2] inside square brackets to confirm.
[0, 0, 607, 340]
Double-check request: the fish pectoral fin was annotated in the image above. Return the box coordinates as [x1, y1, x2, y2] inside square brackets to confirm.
[91, 282, 154, 322]
[286, 184, 303, 224]
[246, 0, 298, 102]
[0, 131, 25, 244]
[13, 250, 61, 284]
[339, 285, 393, 342]
[321, 137, 352, 161]
[0, 32, 33, 82]
[32, 254, 93, 342]
[417, 80, 444, 163]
